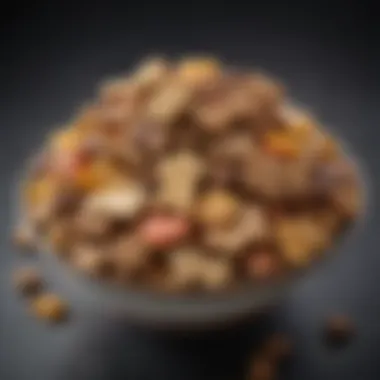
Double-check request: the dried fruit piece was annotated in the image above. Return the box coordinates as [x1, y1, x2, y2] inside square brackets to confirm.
[139, 214, 190, 249]
[205, 207, 269, 254]
[156, 151, 205, 212]
[13, 267, 43, 296]
[31, 293, 68, 323]
[196, 189, 241, 228]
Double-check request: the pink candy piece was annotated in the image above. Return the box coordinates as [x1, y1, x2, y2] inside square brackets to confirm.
[138, 215, 190, 248]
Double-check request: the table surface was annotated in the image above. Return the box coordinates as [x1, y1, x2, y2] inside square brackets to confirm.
[1, 1, 380, 379]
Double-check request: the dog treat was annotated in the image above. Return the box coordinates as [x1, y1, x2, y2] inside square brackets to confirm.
[31, 293, 68, 323]
[13, 267, 44, 297]
[15, 56, 363, 293]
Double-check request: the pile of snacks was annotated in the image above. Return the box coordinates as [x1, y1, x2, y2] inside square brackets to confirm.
[14, 56, 363, 293]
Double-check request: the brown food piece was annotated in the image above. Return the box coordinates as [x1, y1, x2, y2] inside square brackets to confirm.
[325, 315, 355, 347]
[177, 57, 221, 88]
[132, 57, 170, 89]
[13, 222, 38, 252]
[156, 151, 205, 212]
[13, 267, 43, 297]
[247, 252, 281, 281]
[275, 216, 329, 267]
[31, 293, 68, 323]
[111, 235, 149, 281]
[72, 245, 114, 278]
[169, 248, 232, 290]
[249, 356, 276, 380]
[263, 334, 293, 361]
[205, 207, 269, 255]
[196, 189, 242, 228]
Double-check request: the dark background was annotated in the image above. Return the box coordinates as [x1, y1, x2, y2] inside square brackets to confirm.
[1, 1, 380, 379]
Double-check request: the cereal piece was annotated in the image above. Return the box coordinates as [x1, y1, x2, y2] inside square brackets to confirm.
[243, 150, 283, 199]
[247, 252, 280, 281]
[324, 315, 355, 347]
[249, 356, 275, 380]
[72, 245, 113, 278]
[82, 183, 146, 220]
[201, 257, 232, 290]
[147, 83, 193, 124]
[177, 57, 221, 87]
[12, 221, 38, 252]
[205, 207, 269, 254]
[156, 151, 205, 212]
[169, 248, 204, 289]
[139, 214, 190, 249]
[31, 293, 68, 323]
[132, 57, 170, 88]
[275, 216, 328, 267]
[112, 235, 149, 280]
[196, 189, 241, 228]
[99, 78, 138, 106]
[13, 267, 43, 296]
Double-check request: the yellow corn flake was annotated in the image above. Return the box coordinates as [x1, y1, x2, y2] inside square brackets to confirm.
[177, 57, 221, 86]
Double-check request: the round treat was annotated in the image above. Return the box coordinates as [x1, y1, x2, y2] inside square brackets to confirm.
[196, 189, 241, 228]
[31, 293, 68, 323]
